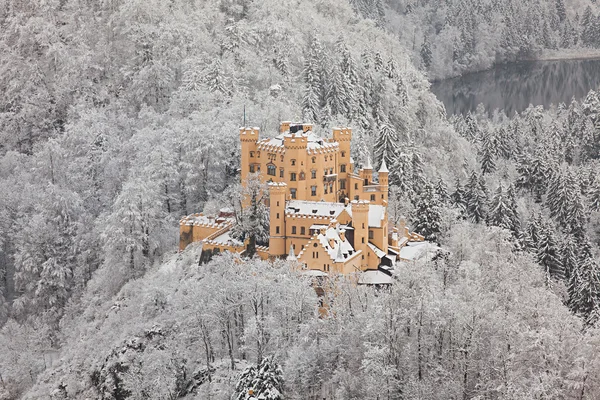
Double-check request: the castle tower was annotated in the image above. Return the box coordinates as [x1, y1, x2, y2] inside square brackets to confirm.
[351, 200, 370, 270]
[333, 127, 352, 200]
[283, 132, 308, 200]
[361, 155, 373, 187]
[240, 127, 259, 185]
[268, 182, 287, 257]
[378, 158, 389, 204]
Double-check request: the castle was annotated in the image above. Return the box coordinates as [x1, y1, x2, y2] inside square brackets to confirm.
[179, 122, 423, 284]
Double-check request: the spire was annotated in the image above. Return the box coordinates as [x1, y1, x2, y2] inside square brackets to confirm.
[379, 158, 389, 173]
[286, 244, 297, 261]
[365, 154, 372, 170]
[335, 244, 344, 262]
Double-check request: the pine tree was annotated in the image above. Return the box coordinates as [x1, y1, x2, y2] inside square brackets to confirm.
[488, 184, 513, 231]
[374, 123, 399, 172]
[537, 223, 564, 282]
[234, 356, 284, 400]
[451, 177, 467, 214]
[413, 182, 443, 242]
[464, 171, 488, 224]
[525, 213, 543, 252]
[561, 235, 579, 281]
[420, 38, 432, 69]
[479, 132, 496, 174]
[588, 177, 600, 211]
[568, 247, 600, 326]
[435, 177, 450, 204]
[204, 58, 231, 95]
[556, 0, 566, 22]
[325, 64, 348, 117]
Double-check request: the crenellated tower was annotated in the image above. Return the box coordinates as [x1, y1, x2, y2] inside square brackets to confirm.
[268, 182, 287, 257]
[240, 127, 259, 185]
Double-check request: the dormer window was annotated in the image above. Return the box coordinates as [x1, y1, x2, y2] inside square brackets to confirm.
[291, 159, 296, 166]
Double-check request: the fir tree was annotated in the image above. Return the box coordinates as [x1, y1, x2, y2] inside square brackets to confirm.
[588, 177, 600, 211]
[537, 223, 564, 282]
[435, 177, 450, 204]
[374, 122, 399, 172]
[465, 171, 488, 224]
[479, 132, 496, 174]
[451, 177, 467, 214]
[568, 247, 600, 327]
[413, 182, 443, 242]
[235, 356, 284, 400]
[420, 38, 432, 69]
[488, 184, 513, 231]
[562, 235, 579, 281]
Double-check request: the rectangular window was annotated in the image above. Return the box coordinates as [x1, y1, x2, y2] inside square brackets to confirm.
[362, 237, 365, 244]
[355, 183, 358, 190]
[280, 168, 284, 178]
[369, 230, 374, 239]
[292, 226, 297, 234]
[267, 165, 276, 176]
[250, 151, 255, 158]
[311, 186, 317, 196]
[291, 159, 296, 166]
[290, 189, 297, 199]
[340, 179, 346, 190]
[340, 164, 346, 172]
[370, 194, 375, 201]
[276, 226, 280, 234]
[290, 173, 297, 181]
[324, 185, 328, 194]
[301, 227, 306, 235]
[311, 170, 317, 179]
[277, 213, 280, 219]
[250, 164, 255, 173]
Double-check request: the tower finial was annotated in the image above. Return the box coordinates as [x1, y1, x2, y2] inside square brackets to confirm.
[379, 157, 389, 173]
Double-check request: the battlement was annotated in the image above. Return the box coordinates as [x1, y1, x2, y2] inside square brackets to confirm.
[351, 199, 370, 211]
[332, 127, 352, 142]
[240, 127, 260, 141]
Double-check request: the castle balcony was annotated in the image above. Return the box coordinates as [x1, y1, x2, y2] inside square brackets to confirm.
[363, 184, 385, 192]
[323, 174, 338, 182]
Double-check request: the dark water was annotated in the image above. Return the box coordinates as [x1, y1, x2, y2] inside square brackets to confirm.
[431, 58, 600, 116]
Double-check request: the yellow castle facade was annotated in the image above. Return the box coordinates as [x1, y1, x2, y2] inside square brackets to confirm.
[179, 122, 423, 284]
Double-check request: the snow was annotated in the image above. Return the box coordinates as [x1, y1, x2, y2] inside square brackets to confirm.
[367, 205, 386, 228]
[399, 241, 441, 261]
[317, 226, 355, 262]
[379, 158, 389, 173]
[301, 269, 328, 277]
[211, 230, 243, 246]
[286, 200, 347, 218]
[367, 242, 386, 259]
[358, 270, 394, 285]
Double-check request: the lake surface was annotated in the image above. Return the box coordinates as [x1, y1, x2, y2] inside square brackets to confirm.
[431, 58, 600, 116]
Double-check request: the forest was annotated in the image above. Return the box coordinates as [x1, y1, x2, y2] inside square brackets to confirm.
[1, 0, 600, 398]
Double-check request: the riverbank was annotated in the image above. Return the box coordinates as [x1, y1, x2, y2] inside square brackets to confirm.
[531, 48, 600, 62]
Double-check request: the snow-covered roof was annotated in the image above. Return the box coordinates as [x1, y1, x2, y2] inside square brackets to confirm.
[358, 270, 394, 285]
[301, 269, 328, 277]
[399, 241, 441, 261]
[286, 200, 347, 218]
[318, 226, 355, 262]
[379, 158, 389, 173]
[368, 205, 386, 228]
[368, 243, 387, 259]
[211, 230, 243, 247]
[257, 132, 339, 153]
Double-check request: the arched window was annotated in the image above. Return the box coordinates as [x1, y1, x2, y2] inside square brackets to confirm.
[312, 157, 316, 163]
